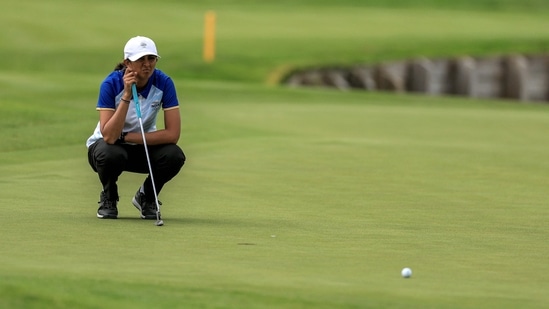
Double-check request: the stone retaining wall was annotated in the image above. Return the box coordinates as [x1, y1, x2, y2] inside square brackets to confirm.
[283, 55, 549, 102]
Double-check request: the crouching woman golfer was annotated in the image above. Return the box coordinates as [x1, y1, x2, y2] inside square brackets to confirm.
[86, 36, 185, 219]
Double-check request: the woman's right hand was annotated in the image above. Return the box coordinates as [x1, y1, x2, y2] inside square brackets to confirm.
[122, 68, 137, 99]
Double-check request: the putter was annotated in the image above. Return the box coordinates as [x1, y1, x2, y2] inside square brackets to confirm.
[132, 84, 164, 226]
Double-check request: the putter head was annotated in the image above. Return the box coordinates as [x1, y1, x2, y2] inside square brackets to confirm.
[155, 220, 164, 226]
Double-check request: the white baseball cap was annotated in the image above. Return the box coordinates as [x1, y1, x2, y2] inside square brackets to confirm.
[123, 36, 160, 61]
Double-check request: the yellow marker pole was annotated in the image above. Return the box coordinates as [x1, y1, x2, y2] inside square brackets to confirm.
[203, 11, 216, 63]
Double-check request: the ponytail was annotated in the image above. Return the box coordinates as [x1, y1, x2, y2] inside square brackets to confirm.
[114, 62, 126, 71]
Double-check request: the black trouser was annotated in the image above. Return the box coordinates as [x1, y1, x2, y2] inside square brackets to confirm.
[88, 139, 186, 201]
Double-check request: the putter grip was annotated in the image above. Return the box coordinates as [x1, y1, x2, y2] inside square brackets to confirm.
[131, 84, 141, 118]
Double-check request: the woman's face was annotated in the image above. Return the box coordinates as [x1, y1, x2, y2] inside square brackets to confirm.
[125, 55, 158, 84]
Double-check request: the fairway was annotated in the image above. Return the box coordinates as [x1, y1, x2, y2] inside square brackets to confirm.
[1, 0, 549, 308]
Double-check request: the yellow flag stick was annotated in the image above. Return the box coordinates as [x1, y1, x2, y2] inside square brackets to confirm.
[203, 11, 216, 63]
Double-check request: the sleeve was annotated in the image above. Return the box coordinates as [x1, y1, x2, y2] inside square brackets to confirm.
[161, 77, 179, 110]
[96, 77, 117, 111]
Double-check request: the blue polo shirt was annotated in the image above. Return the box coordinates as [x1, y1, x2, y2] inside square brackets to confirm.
[86, 69, 179, 148]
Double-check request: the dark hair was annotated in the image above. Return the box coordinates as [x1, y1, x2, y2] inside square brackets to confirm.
[114, 62, 126, 71]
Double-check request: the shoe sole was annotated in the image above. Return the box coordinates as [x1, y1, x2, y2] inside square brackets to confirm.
[97, 213, 117, 219]
[132, 197, 158, 220]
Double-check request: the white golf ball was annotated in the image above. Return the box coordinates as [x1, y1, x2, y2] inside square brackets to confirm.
[401, 267, 412, 278]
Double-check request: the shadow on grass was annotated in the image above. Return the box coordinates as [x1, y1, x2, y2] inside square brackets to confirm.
[113, 216, 270, 228]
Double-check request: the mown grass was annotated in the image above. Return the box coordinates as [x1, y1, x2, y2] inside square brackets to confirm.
[1, 0, 549, 308]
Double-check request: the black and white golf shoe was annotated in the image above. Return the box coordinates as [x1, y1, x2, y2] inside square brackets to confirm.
[132, 190, 161, 220]
[97, 191, 118, 219]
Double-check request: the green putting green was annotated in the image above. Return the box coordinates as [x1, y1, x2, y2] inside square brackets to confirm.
[1, 1, 548, 308]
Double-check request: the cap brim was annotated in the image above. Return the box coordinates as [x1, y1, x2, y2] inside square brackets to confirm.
[128, 52, 160, 62]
